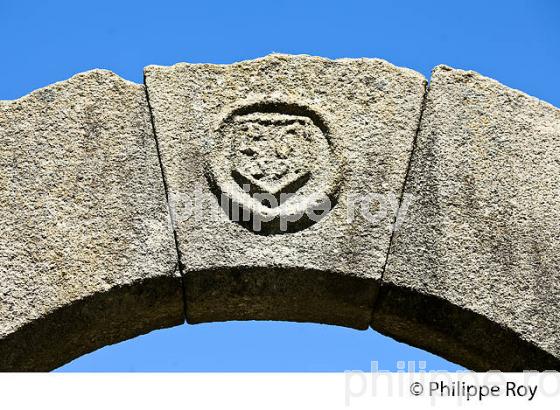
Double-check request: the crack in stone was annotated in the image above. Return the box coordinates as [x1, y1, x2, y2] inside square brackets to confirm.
[142, 73, 189, 323]
[372, 77, 430, 322]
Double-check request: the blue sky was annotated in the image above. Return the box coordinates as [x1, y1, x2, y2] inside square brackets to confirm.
[1, 0, 558, 371]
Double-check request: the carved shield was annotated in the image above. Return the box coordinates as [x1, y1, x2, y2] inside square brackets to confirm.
[206, 98, 342, 234]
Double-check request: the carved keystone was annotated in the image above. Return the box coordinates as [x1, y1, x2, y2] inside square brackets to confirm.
[145, 54, 426, 328]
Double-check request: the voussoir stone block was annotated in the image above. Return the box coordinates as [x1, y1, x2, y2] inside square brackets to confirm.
[145, 54, 426, 328]
[376, 66, 560, 370]
[0, 70, 183, 371]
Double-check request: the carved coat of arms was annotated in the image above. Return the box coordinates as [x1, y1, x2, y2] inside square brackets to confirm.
[206, 98, 341, 234]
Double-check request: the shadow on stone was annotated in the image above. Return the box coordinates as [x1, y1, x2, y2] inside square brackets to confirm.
[0, 276, 183, 372]
[372, 284, 560, 371]
[185, 267, 378, 330]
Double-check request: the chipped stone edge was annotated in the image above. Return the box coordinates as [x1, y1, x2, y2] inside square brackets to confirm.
[144, 53, 427, 83]
[0, 69, 143, 105]
[431, 64, 560, 112]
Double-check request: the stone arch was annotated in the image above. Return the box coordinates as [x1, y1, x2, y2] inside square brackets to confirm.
[1, 55, 559, 371]
[0, 277, 182, 372]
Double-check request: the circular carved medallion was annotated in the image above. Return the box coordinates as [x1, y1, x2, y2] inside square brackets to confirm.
[205, 98, 341, 234]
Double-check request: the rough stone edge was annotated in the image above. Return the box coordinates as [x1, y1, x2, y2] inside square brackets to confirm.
[432, 64, 560, 111]
[371, 64, 560, 371]
[0, 69, 143, 104]
[144, 53, 427, 83]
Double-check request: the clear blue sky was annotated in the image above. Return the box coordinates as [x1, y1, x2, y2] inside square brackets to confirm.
[1, 0, 558, 371]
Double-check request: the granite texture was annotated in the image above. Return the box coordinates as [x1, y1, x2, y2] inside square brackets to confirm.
[1, 56, 559, 372]
[376, 65, 560, 371]
[145, 54, 426, 328]
[0, 70, 183, 371]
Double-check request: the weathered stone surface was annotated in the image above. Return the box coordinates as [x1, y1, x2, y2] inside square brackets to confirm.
[2, 56, 558, 372]
[0, 70, 183, 371]
[145, 54, 426, 328]
[376, 66, 560, 370]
